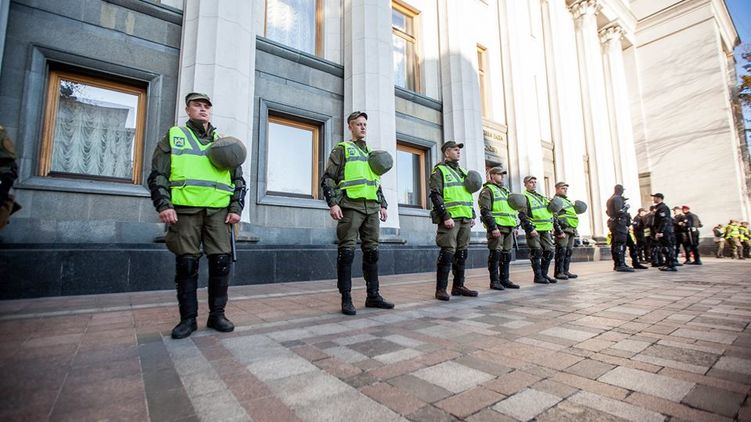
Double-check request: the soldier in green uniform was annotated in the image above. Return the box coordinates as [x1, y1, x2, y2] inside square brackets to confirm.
[478, 166, 520, 290]
[321, 111, 394, 316]
[740, 221, 751, 259]
[0, 125, 21, 229]
[519, 176, 559, 284]
[429, 141, 479, 301]
[148, 93, 246, 339]
[722, 220, 743, 260]
[552, 182, 579, 280]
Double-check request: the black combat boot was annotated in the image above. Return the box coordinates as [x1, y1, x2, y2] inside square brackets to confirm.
[362, 249, 395, 309]
[541, 250, 557, 283]
[172, 255, 199, 339]
[564, 248, 578, 278]
[553, 245, 568, 280]
[488, 250, 504, 290]
[436, 249, 453, 300]
[530, 249, 548, 284]
[690, 246, 702, 265]
[500, 251, 520, 289]
[451, 249, 478, 296]
[337, 248, 356, 315]
[207, 254, 235, 332]
[629, 246, 648, 269]
[615, 245, 635, 272]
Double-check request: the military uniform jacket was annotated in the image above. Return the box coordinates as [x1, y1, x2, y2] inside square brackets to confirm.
[652, 202, 673, 234]
[148, 119, 245, 215]
[428, 160, 475, 222]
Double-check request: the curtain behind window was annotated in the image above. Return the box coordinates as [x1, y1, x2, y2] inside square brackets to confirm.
[266, 0, 316, 55]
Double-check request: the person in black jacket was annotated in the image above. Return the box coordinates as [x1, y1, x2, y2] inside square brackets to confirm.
[651, 193, 677, 271]
[606, 185, 634, 272]
[680, 205, 702, 264]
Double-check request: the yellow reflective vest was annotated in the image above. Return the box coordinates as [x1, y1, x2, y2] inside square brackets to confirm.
[435, 164, 473, 219]
[169, 126, 234, 208]
[557, 196, 579, 229]
[337, 141, 379, 201]
[524, 190, 553, 231]
[485, 183, 517, 228]
[724, 224, 740, 239]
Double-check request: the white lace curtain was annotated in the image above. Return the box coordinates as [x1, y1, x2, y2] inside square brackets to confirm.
[265, 0, 316, 54]
[51, 97, 135, 179]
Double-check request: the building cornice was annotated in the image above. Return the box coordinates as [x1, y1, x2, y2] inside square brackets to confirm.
[569, 0, 601, 20]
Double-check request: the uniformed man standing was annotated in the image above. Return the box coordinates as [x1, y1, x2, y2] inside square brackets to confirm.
[321, 111, 394, 316]
[606, 185, 635, 272]
[519, 176, 558, 284]
[633, 208, 649, 263]
[680, 205, 702, 265]
[740, 221, 751, 259]
[651, 193, 677, 271]
[553, 182, 579, 280]
[0, 125, 21, 229]
[478, 166, 520, 290]
[148, 93, 246, 339]
[673, 207, 687, 265]
[430, 141, 479, 300]
[713, 224, 725, 258]
[723, 220, 742, 259]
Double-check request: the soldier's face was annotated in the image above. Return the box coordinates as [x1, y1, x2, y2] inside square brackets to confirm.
[348, 117, 367, 140]
[525, 179, 536, 191]
[556, 186, 567, 196]
[186, 100, 211, 123]
[491, 173, 504, 185]
[444, 147, 461, 162]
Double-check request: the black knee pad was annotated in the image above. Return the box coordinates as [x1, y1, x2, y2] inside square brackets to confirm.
[209, 254, 231, 276]
[454, 249, 468, 265]
[176, 255, 199, 279]
[438, 249, 454, 266]
[338, 248, 355, 265]
[363, 248, 379, 264]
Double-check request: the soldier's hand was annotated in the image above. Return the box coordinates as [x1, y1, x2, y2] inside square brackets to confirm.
[530, 229, 539, 238]
[444, 218, 455, 229]
[380, 207, 388, 222]
[470, 219, 476, 228]
[159, 209, 178, 224]
[330, 205, 343, 220]
[225, 213, 240, 224]
[656, 232, 663, 239]
[491, 229, 501, 238]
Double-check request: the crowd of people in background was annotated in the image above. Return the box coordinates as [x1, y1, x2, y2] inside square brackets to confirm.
[712, 220, 751, 260]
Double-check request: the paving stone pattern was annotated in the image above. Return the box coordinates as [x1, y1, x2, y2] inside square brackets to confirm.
[1, 259, 750, 421]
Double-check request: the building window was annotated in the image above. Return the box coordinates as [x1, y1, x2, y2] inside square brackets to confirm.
[39, 69, 146, 183]
[477, 44, 489, 118]
[265, 0, 322, 55]
[266, 115, 320, 198]
[392, 1, 420, 92]
[396, 143, 426, 208]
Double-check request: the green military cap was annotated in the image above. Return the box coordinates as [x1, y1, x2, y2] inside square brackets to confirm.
[346, 111, 368, 123]
[555, 181, 569, 188]
[523, 175, 537, 184]
[441, 140, 464, 153]
[185, 92, 212, 106]
[488, 166, 507, 175]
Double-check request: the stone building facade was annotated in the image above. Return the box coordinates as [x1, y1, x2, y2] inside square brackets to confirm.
[0, 0, 747, 298]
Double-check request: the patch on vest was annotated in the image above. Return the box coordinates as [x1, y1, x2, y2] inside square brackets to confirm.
[173, 137, 185, 148]
[446, 174, 454, 182]
[348, 148, 357, 155]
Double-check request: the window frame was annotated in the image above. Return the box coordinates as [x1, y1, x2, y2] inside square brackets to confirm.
[396, 142, 427, 209]
[39, 69, 147, 184]
[476, 44, 489, 118]
[265, 114, 321, 200]
[391, 0, 421, 93]
[264, 0, 323, 56]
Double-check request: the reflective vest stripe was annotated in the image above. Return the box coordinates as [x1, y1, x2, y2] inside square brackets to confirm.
[485, 184, 517, 227]
[169, 179, 234, 192]
[558, 196, 579, 229]
[436, 164, 473, 219]
[338, 142, 379, 200]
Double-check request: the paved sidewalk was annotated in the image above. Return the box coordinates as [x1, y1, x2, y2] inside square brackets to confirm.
[1, 258, 750, 421]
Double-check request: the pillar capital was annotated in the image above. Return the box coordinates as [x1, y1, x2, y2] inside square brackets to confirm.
[569, 0, 600, 20]
[599, 24, 624, 44]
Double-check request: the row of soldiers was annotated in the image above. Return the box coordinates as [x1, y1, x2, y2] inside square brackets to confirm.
[629, 203, 704, 269]
[713, 220, 751, 259]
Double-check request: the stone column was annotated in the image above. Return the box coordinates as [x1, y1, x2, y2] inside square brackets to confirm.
[570, 0, 616, 238]
[343, 0, 399, 229]
[176, 0, 258, 223]
[437, 0, 486, 230]
[601, 25, 640, 197]
[540, 0, 592, 237]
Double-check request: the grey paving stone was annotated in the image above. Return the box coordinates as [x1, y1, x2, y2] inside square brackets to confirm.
[180, 370, 226, 397]
[492, 388, 561, 421]
[247, 355, 318, 381]
[598, 366, 694, 401]
[323, 346, 369, 363]
[374, 348, 422, 364]
[565, 359, 616, 380]
[611, 339, 651, 353]
[269, 371, 351, 407]
[671, 328, 737, 345]
[334, 333, 378, 346]
[501, 320, 533, 329]
[190, 390, 250, 422]
[681, 384, 746, 417]
[412, 361, 495, 394]
[604, 306, 651, 316]
[388, 374, 453, 403]
[567, 391, 664, 422]
[536, 400, 629, 422]
[293, 389, 403, 422]
[713, 356, 751, 375]
[383, 334, 424, 348]
[540, 327, 598, 342]
[348, 339, 406, 358]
